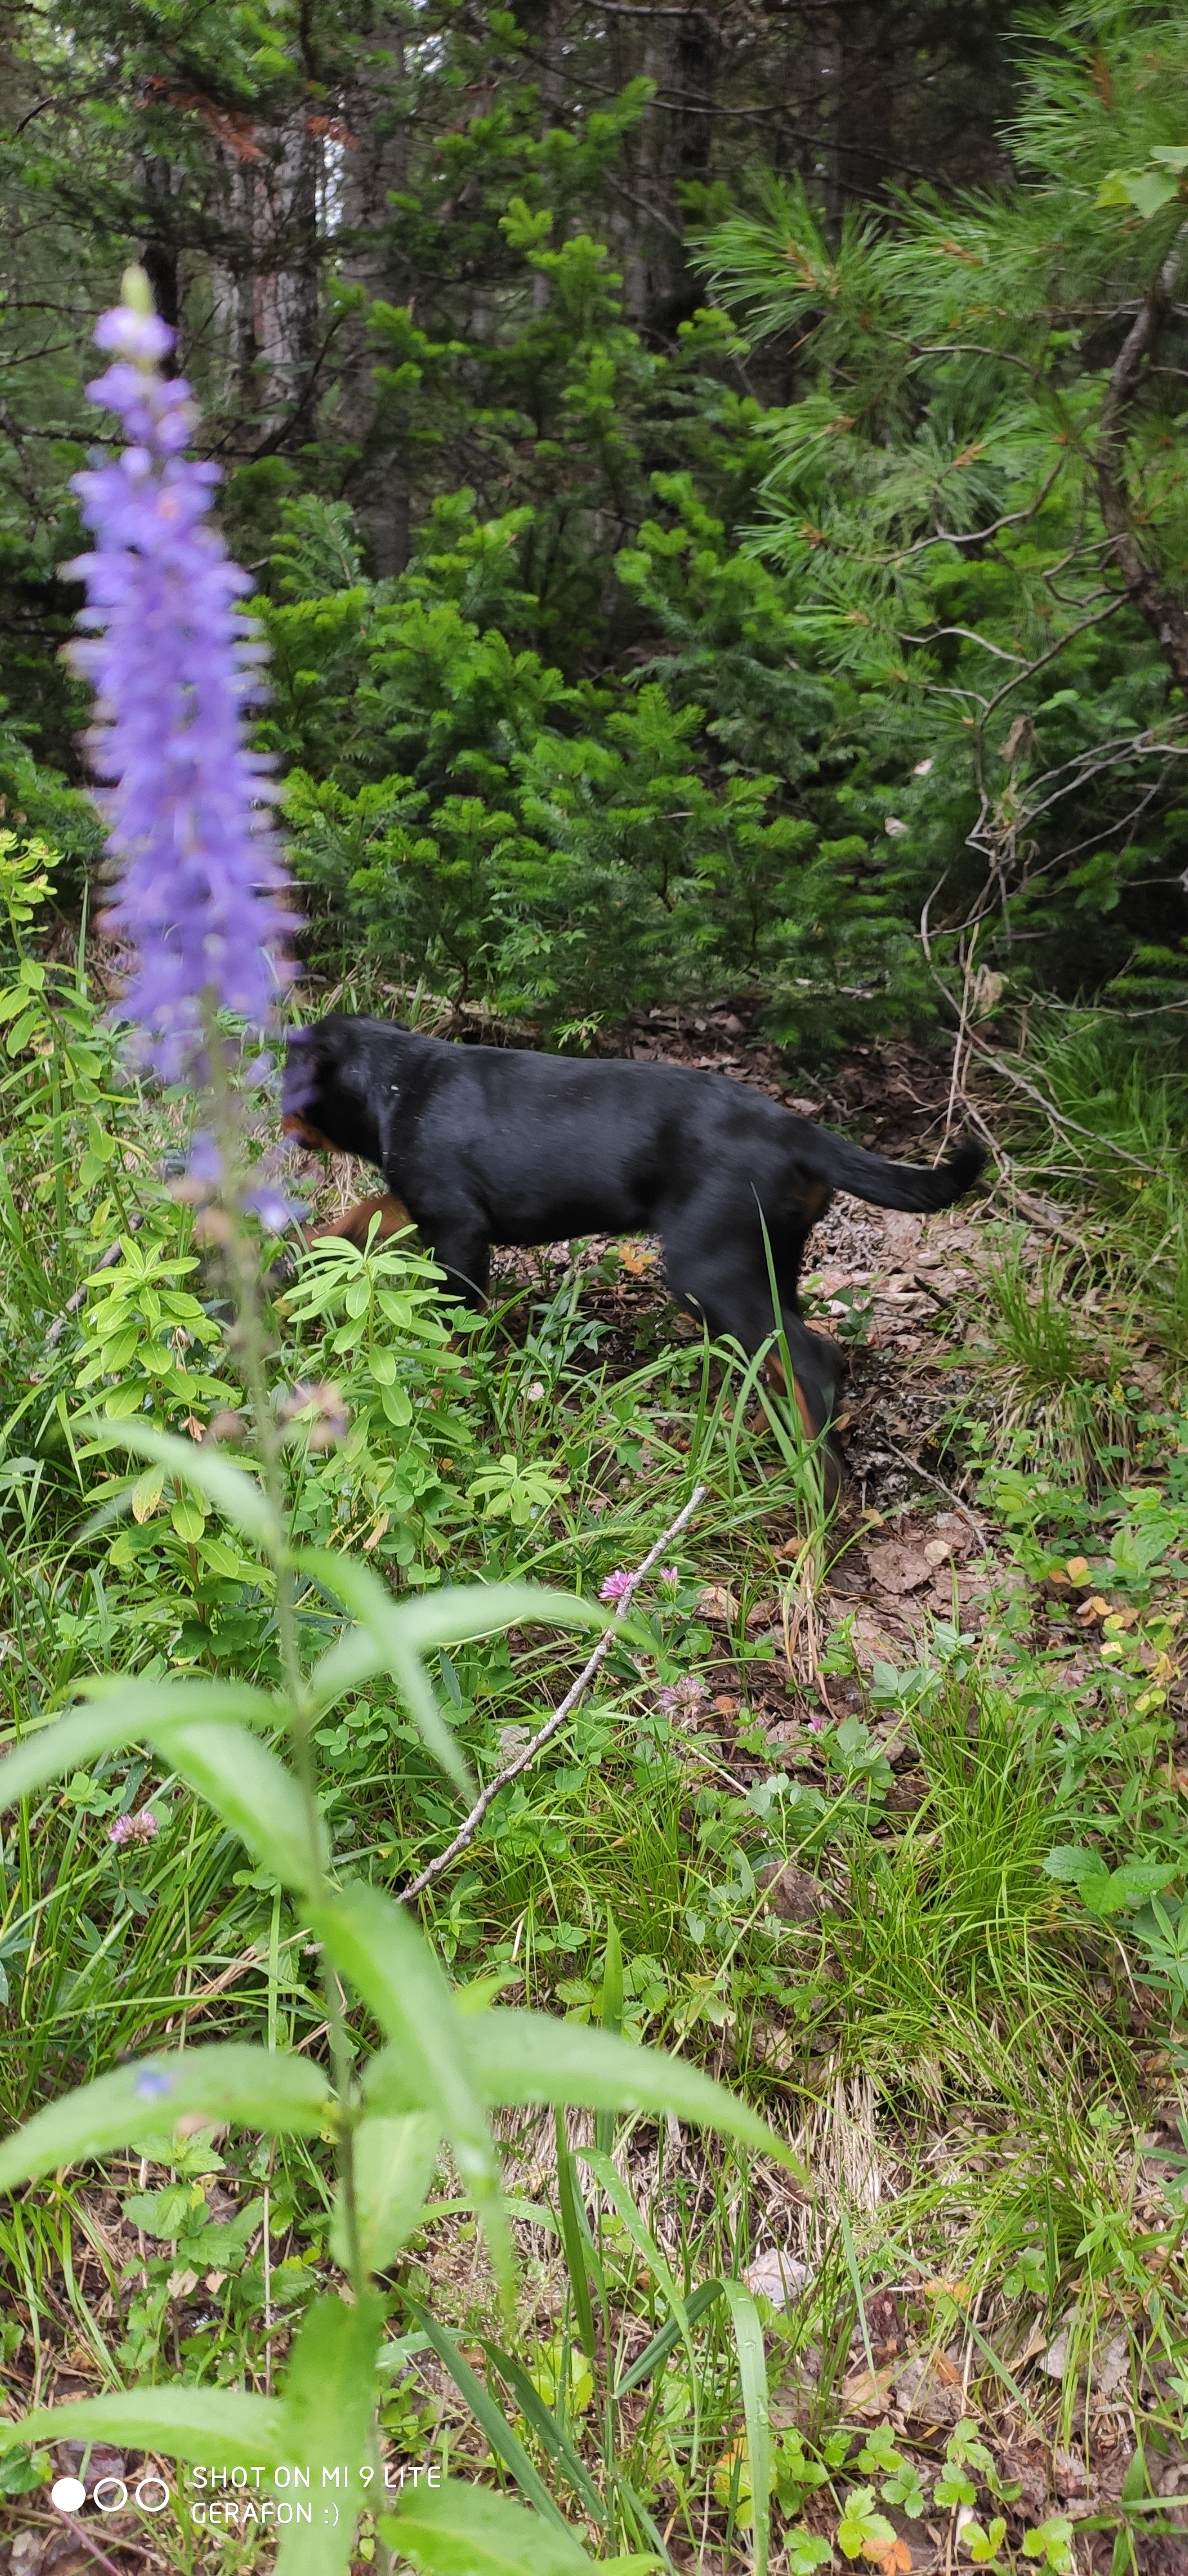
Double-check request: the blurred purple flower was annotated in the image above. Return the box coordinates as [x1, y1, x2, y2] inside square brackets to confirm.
[110, 1808, 159, 1846]
[599, 1568, 632, 1605]
[188, 1132, 224, 1188]
[658, 1565, 680, 1589]
[135, 2065, 173, 2101]
[67, 274, 299, 1079]
[281, 1027, 320, 1119]
[243, 1179, 304, 1235]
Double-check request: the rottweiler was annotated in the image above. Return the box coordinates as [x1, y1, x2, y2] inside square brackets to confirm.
[282, 1012, 984, 1477]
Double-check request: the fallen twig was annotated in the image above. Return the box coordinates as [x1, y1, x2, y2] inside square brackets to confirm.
[399, 1484, 708, 1903]
[877, 1437, 986, 1548]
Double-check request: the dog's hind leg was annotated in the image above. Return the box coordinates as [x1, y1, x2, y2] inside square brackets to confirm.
[660, 1217, 843, 1481]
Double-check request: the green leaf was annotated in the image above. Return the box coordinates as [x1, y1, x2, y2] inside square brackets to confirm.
[1042, 1845, 1107, 1888]
[160, 1721, 323, 1895]
[77, 1420, 279, 1549]
[722, 2279, 771, 2576]
[274, 2294, 384, 2576]
[381, 2481, 615, 2573]
[399, 2306, 575, 2538]
[305, 1572, 627, 1781]
[554, 2112, 597, 2364]
[482, 2338, 608, 2530]
[615, 2278, 725, 2396]
[0, 1679, 281, 1810]
[0, 2045, 334, 2191]
[461, 2011, 804, 2175]
[328, 2112, 438, 2275]
[1126, 168, 1180, 218]
[315, 1886, 509, 2293]
[12, 2386, 285, 2470]
[298, 1551, 474, 1795]
[581, 2146, 698, 2403]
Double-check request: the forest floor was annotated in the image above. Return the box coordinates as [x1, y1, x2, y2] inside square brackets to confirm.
[2, 1000, 1187, 2576]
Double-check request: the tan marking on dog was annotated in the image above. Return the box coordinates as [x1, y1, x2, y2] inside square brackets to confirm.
[307, 1192, 413, 1251]
[283, 1112, 341, 1153]
[763, 1349, 818, 1443]
[800, 1180, 832, 1224]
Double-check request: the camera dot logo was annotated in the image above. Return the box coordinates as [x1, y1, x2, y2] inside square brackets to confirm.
[50, 2477, 87, 2514]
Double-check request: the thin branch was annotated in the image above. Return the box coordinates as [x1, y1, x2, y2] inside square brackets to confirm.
[1095, 225, 1188, 690]
[399, 1484, 708, 1904]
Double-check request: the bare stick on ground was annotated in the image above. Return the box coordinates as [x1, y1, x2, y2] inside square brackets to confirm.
[400, 1484, 709, 1904]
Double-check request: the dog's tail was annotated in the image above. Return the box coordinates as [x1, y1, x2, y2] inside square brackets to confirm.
[798, 1126, 986, 1214]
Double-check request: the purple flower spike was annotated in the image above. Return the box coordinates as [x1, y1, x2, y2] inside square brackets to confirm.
[599, 1568, 632, 1605]
[68, 268, 300, 1079]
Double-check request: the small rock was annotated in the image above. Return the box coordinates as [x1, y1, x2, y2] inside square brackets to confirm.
[923, 1538, 952, 1567]
[743, 2249, 810, 2308]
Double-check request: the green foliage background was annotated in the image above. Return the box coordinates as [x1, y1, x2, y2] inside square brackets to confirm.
[3, 0, 1187, 1054]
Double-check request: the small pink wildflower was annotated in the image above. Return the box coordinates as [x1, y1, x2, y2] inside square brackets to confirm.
[658, 1565, 680, 1588]
[110, 1809, 159, 1845]
[656, 1675, 709, 1716]
[599, 1567, 632, 1605]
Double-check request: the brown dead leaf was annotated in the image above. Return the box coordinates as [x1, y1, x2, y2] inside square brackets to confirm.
[892, 2356, 963, 2425]
[842, 2363, 896, 2414]
[759, 1860, 827, 1922]
[1077, 1595, 1111, 1626]
[697, 1585, 740, 1624]
[865, 1540, 933, 1596]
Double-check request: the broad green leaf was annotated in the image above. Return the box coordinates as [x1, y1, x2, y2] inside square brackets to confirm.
[1044, 1844, 1108, 1886]
[0, 1679, 280, 1810]
[380, 2481, 601, 2573]
[305, 1571, 631, 1770]
[0, 2045, 334, 2191]
[298, 1549, 473, 1795]
[162, 1720, 323, 1893]
[462, 2011, 804, 2176]
[1126, 167, 1180, 218]
[275, 2294, 384, 2576]
[329, 2112, 437, 2275]
[12, 2386, 284, 2470]
[317, 1886, 510, 2293]
[401, 2306, 573, 2536]
[722, 2278, 771, 2576]
[77, 1419, 279, 1549]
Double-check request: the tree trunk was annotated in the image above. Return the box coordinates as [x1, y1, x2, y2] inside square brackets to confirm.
[619, 7, 722, 346]
[338, 21, 410, 576]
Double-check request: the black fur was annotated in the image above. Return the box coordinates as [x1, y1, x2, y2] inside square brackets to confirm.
[283, 1013, 985, 1450]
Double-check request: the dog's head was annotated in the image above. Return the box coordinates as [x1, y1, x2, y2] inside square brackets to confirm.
[282, 1015, 403, 1166]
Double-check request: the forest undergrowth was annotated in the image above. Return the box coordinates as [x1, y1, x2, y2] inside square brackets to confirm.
[1, 834, 1187, 2576]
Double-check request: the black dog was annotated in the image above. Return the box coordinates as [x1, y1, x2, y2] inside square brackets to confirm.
[282, 1013, 984, 1471]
